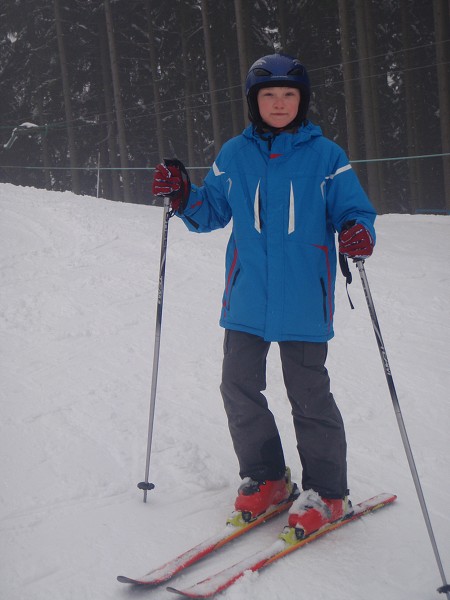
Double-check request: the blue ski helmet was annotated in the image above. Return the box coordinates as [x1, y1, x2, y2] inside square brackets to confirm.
[246, 54, 311, 127]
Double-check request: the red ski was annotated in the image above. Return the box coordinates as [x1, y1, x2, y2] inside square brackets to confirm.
[167, 492, 397, 599]
[117, 486, 298, 586]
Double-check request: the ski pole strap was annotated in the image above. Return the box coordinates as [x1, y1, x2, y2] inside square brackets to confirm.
[339, 253, 354, 310]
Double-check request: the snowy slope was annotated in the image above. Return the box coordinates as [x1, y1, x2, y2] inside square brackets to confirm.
[1, 183, 449, 600]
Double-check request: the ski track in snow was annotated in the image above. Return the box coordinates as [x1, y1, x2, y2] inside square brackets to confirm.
[1, 183, 449, 600]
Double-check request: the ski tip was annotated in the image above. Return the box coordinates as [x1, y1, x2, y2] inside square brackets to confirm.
[370, 492, 397, 504]
[117, 575, 149, 585]
[166, 586, 189, 597]
[167, 586, 208, 598]
[385, 493, 398, 504]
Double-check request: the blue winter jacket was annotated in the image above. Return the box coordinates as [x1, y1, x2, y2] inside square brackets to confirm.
[179, 122, 376, 342]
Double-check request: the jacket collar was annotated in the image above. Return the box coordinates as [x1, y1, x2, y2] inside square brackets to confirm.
[243, 121, 322, 153]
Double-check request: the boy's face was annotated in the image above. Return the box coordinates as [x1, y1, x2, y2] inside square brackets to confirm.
[257, 86, 301, 129]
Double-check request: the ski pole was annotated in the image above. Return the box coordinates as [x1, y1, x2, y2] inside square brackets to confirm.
[355, 259, 450, 599]
[137, 193, 173, 502]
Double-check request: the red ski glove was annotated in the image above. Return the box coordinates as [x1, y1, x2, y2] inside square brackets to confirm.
[152, 159, 191, 214]
[339, 221, 374, 258]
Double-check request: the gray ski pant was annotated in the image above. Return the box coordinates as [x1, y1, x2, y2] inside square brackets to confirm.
[220, 329, 348, 499]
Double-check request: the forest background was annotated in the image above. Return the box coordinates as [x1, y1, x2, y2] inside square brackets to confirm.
[0, 0, 449, 215]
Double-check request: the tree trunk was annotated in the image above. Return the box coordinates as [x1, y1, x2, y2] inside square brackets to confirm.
[104, 0, 132, 202]
[337, 0, 360, 173]
[201, 0, 222, 154]
[400, 0, 419, 212]
[36, 91, 52, 191]
[98, 14, 121, 201]
[178, 0, 196, 172]
[234, 0, 249, 125]
[433, 0, 450, 211]
[364, 1, 385, 209]
[354, 0, 383, 211]
[277, 0, 288, 51]
[53, 0, 80, 194]
[146, 1, 165, 162]
[226, 54, 242, 137]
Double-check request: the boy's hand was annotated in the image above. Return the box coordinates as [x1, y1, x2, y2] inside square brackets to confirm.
[339, 221, 374, 258]
[152, 159, 191, 213]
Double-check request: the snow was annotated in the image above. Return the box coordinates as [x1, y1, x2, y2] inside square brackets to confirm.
[1, 182, 449, 600]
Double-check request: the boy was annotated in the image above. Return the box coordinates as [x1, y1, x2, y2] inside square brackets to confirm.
[152, 54, 376, 536]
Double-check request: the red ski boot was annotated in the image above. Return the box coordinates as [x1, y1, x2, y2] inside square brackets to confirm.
[287, 489, 352, 538]
[231, 468, 298, 523]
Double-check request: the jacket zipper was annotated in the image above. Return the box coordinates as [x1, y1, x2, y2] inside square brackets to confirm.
[227, 269, 240, 310]
[320, 277, 328, 323]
